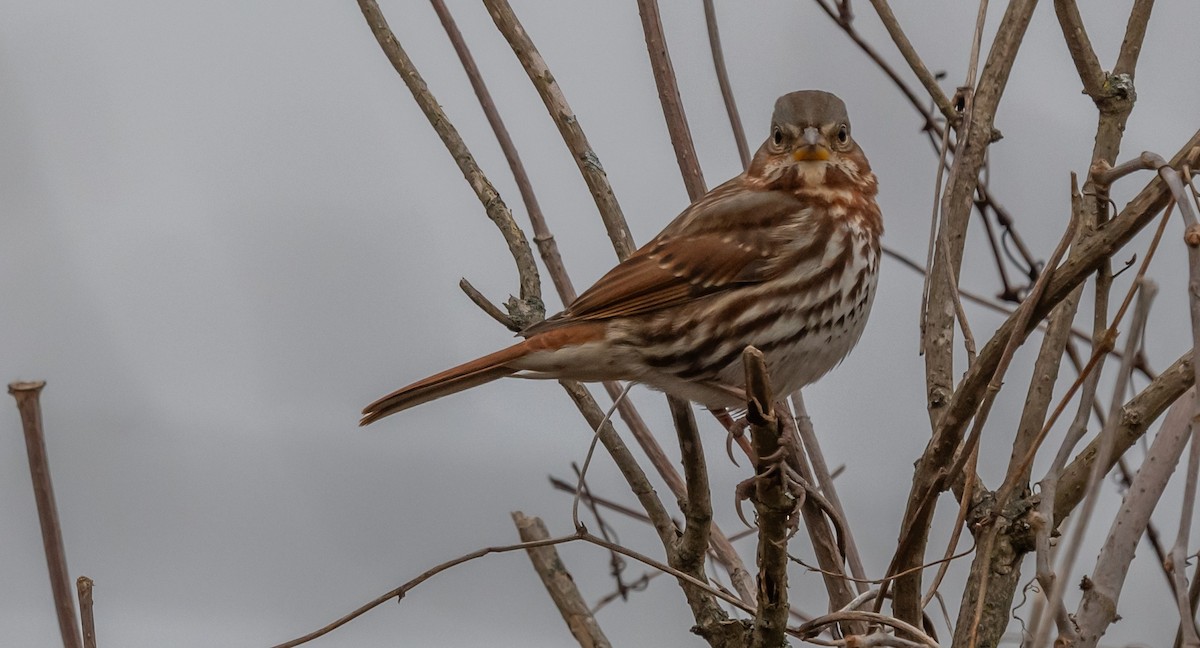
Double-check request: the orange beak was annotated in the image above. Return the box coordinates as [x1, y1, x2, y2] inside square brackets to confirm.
[792, 127, 830, 161]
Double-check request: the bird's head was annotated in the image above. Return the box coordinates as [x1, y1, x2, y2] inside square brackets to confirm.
[748, 90, 874, 194]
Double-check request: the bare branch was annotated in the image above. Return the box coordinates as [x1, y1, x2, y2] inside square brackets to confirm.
[512, 512, 612, 648]
[458, 277, 519, 331]
[9, 381, 83, 648]
[429, 0, 577, 305]
[1168, 418, 1200, 647]
[790, 392, 868, 593]
[355, 0, 543, 327]
[558, 380, 744, 643]
[1008, 178, 1089, 483]
[483, 0, 635, 261]
[668, 398, 712, 573]
[76, 576, 95, 648]
[790, 610, 939, 648]
[1070, 396, 1194, 648]
[863, 0, 955, 123]
[557, 381, 676, 544]
[1052, 0, 1107, 98]
[1114, 0, 1155, 77]
[1055, 350, 1195, 522]
[896, 1, 1040, 624]
[953, 197, 1080, 648]
[702, 0, 750, 169]
[270, 530, 586, 648]
[636, 0, 706, 198]
[1038, 280, 1157, 648]
[743, 348, 791, 647]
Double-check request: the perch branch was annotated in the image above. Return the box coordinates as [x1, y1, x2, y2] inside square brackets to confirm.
[743, 348, 792, 648]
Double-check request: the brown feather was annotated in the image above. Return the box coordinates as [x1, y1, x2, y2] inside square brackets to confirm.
[525, 179, 808, 334]
[360, 322, 607, 425]
[360, 345, 526, 425]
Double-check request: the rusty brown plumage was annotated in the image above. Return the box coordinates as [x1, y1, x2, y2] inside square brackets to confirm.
[362, 90, 882, 426]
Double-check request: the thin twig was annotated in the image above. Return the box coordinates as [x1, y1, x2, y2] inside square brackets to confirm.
[790, 611, 939, 648]
[271, 530, 583, 648]
[458, 277, 519, 331]
[884, 245, 1151, 376]
[571, 384, 633, 531]
[702, 0, 749, 169]
[789, 392, 868, 593]
[557, 380, 742, 639]
[862, 0, 955, 123]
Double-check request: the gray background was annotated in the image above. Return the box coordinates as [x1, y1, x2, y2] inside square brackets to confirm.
[2, 1, 1196, 646]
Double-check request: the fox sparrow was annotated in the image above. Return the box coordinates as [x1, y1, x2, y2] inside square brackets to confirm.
[362, 90, 882, 425]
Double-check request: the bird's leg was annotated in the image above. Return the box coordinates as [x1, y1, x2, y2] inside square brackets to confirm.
[733, 433, 807, 537]
[709, 407, 756, 465]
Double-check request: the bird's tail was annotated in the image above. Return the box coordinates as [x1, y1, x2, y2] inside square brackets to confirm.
[360, 321, 608, 426]
[360, 342, 526, 426]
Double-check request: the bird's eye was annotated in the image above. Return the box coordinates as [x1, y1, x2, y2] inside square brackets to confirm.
[837, 124, 849, 144]
[772, 127, 783, 146]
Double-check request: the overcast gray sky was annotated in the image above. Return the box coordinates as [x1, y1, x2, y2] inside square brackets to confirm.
[2, 2, 1197, 646]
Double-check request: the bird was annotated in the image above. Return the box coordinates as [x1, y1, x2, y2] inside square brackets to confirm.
[361, 90, 882, 426]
